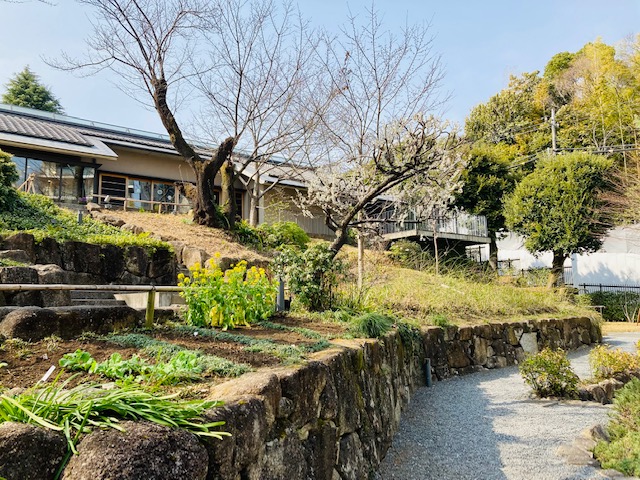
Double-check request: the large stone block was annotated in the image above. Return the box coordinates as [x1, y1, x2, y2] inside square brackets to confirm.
[33, 264, 71, 307]
[277, 360, 329, 428]
[53, 306, 141, 338]
[147, 248, 176, 280]
[0, 422, 66, 480]
[204, 397, 270, 479]
[182, 247, 210, 269]
[0, 307, 60, 341]
[472, 336, 489, 366]
[336, 432, 367, 480]
[35, 237, 62, 266]
[257, 430, 308, 480]
[63, 421, 208, 480]
[447, 341, 471, 369]
[124, 246, 149, 277]
[3, 233, 36, 263]
[61, 241, 102, 274]
[0, 266, 41, 306]
[0, 250, 32, 264]
[304, 421, 338, 480]
[100, 244, 125, 282]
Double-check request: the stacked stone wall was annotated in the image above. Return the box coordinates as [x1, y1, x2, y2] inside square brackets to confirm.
[0, 317, 600, 479]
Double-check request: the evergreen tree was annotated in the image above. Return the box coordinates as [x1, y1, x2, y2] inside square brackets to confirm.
[2, 66, 64, 113]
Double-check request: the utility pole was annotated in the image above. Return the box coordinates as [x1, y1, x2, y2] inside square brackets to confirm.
[551, 108, 558, 154]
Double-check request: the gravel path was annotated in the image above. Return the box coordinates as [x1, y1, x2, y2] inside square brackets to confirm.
[376, 333, 640, 480]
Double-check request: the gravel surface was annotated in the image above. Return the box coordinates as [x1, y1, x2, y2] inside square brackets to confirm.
[376, 333, 640, 480]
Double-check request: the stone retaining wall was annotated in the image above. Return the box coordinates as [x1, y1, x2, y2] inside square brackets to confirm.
[0, 233, 176, 307]
[0, 316, 599, 480]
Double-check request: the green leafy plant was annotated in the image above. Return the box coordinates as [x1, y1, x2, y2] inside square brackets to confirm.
[431, 314, 452, 328]
[594, 378, 640, 475]
[256, 221, 310, 249]
[519, 348, 579, 398]
[178, 258, 277, 330]
[274, 244, 345, 311]
[350, 313, 394, 338]
[59, 349, 96, 372]
[589, 344, 640, 381]
[60, 345, 249, 384]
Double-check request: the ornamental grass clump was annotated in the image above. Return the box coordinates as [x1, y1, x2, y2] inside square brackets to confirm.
[350, 313, 394, 338]
[0, 379, 228, 455]
[519, 348, 579, 398]
[178, 257, 277, 330]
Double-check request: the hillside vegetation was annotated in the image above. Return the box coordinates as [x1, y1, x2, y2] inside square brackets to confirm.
[341, 248, 594, 325]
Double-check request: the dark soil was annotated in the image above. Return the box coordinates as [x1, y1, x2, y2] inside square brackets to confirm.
[0, 315, 346, 391]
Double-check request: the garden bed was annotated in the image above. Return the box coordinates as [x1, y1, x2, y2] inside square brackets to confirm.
[0, 314, 346, 392]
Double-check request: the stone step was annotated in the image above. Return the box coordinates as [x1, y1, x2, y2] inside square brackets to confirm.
[70, 290, 118, 300]
[71, 298, 128, 306]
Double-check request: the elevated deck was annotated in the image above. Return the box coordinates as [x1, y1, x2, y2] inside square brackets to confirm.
[381, 212, 491, 245]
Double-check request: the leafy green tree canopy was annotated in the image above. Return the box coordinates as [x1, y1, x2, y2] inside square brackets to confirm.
[0, 149, 19, 209]
[2, 66, 64, 113]
[504, 152, 614, 279]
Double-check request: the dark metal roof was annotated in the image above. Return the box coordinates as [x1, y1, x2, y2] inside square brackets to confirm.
[0, 111, 93, 146]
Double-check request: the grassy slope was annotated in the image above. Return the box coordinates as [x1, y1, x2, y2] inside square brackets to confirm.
[341, 247, 595, 325]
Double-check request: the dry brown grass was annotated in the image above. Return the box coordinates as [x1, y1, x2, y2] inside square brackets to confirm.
[602, 322, 640, 334]
[104, 210, 270, 264]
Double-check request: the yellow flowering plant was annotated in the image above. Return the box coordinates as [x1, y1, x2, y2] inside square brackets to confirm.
[178, 257, 277, 330]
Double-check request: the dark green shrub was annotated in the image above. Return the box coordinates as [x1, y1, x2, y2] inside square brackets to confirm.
[581, 291, 640, 322]
[350, 312, 394, 338]
[594, 378, 640, 475]
[0, 149, 18, 210]
[232, 220, 263, 249]
[519, 348, 579, 398]
[257, 221, 309, 249]
[274, 244, 345, 311]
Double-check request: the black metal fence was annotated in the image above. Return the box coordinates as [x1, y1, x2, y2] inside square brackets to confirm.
[579, 284, 640, 294]
[496, 262, 574, 287]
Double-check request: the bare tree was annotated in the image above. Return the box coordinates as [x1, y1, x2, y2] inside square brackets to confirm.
[52, 0, 237, 227]
[194, 0, 322, 226]
[54, 0, 318, 229]
[300, 7, 455, 259]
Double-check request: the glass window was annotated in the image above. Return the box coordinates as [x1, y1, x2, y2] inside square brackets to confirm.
[127, 179, 152, 210]
[12, 157, 27, 186]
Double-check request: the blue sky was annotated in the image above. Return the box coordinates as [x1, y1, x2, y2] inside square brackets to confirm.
[1, 0, 638, 134]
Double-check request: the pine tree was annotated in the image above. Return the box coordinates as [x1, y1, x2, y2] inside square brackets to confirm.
[2, 66, 64, 113]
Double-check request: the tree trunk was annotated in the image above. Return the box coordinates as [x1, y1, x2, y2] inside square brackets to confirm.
[329, 228, 349, 258]
[357, 210, 364, 289]
[548, 250, 566, 288]
[248, 173, 260, 227]
[488, 233, 498, 271]
[152, 76, 234, 229]
[357, 232, 364, 290]
[220, 159, 236, 229]
[187, 160, 223, 227]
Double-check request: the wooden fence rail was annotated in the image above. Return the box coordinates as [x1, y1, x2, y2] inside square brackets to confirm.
[0, 284, 184, 329]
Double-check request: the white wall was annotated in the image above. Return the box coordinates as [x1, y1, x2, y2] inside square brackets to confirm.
[494, 227, 640, 287]
[571, 252, 640, 287]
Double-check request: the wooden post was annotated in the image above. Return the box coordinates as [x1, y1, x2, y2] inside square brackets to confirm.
[145, 288, 156, 329]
